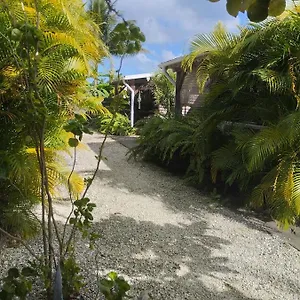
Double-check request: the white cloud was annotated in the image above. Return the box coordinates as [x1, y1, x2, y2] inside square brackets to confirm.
[161, 50, 177, 62]
[117, 0, 239, 45]
[112, 0, 240, 74]
[122, 53, 159, 74]
[136, 53, 153, 64]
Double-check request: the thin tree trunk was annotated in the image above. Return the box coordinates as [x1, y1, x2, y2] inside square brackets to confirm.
[175, 70, 186, 117]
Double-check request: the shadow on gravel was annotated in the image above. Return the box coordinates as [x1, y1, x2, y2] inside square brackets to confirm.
[110, 135, 139, 149]
[80, 215, 257, 300]
[82, 139, 261, 299]
[87, 140, 275, 237]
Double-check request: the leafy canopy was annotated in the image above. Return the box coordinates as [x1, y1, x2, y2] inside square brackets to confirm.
[185, 11, 300, 226]
[0, 0, 107, 237]
[136, 10, 300, 227]
[88, 0, 145, 56]
[152, 71, 176, 117]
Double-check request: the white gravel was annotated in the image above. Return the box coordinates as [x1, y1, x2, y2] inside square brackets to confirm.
[1, 133, 300, 299]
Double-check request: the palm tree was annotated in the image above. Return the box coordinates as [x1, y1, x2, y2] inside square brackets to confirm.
[0, 0, 107, 297]
[184, 12, 300, 226]
[88, 0, 116, 45]
[88, 0, 145, 81]
[152, 70, 176, 117]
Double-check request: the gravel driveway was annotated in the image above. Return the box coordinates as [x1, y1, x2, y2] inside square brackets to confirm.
[1, 133, 300, 299]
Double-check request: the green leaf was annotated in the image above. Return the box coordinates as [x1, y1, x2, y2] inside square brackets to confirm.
[82, 126, 93, 134]
[240, 0, 254, 11]
[15, 280, 32, 297]
[21, 267, 37, 277]
[99, 278, 114, 291]
[69, 217, 76, 225]
[74, 199, 81, 207]
[8, 268, 19, 278]
[11, 28, 22, 41]
[68, 138, 79, 147]
[90, 232, 101, 240]
[268, 0, 286, 16]
[116, 277, 130, 292]
[81, 197, 90, 206]
[247, 0, 269, 22]
[87, 203, 96, 211]
[226, 0, 241, 17]
[75, 113, 86, 123]
[86, 212, 93, 220]
[2, 282, 15, 294]
[108, 271, 118, 281]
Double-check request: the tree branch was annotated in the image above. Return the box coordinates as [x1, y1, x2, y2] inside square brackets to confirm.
[103, 0, 127, 24]
[62, 144, 77, 249]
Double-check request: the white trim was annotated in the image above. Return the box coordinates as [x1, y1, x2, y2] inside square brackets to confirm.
[123, 73, 154, 81]
[158, 52, 208, 70]
[123, 80, 135, 127]
[161, 66, 176, 86]
[158, 56, 184, 69]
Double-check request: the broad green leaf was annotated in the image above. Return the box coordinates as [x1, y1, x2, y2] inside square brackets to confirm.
[108, 271, 118, 280]
[11, 28, 22, 41]
[81, 197, 90, 205]
[247, 0, 269, 22]
[21, 267, 37, 277]
[2, 282, 15, 293]
[15, 280, 32, 297]
[68, 138, 79, 147]
[227, 0, 241, 17]
[240, 0, 254, 11]
[269, 0, 286, 16]
[8, 268, 19, 278]
[74, 114, 86, 123]
[116, 277, 130, 292]
[99, 278, 114, 289]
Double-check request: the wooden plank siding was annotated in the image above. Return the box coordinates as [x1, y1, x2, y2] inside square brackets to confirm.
[159, 53, 208, 116]
[180, 67, 206, 115]
[175, 70, 186, 116]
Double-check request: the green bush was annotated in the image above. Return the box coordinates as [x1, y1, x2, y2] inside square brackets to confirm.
[132, 113, 263, 206]
[134, 13, 300, 227]
[97, 113, 136, 136]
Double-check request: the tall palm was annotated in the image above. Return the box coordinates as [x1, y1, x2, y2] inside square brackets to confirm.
[184, 12, 300, 226]
[88, 0, 116, 45]
[0, 0, 107, 235]
[88, 0, 145, 65]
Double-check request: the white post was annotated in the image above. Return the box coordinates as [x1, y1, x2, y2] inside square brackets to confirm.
[123, 79, 135, 127]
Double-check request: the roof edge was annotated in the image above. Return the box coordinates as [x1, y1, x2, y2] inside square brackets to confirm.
[158, 52, 209, 70]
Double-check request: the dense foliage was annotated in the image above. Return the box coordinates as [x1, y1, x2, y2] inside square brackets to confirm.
[0, 0, 110, 298]
[152, 70, 176, 117]
[88, 79, 136, 136]
[97, 113, 135, 136]
[134, 12, 300, 227]
[0, 0, 106, 237]
[0, 0, 147, 298]
[88, 0, 145, 57]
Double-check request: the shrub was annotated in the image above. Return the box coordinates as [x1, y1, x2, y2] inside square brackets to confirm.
[97, 113, 136, 136]
[132, 113, 263, 206]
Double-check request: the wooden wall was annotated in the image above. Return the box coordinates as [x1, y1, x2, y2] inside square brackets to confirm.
[179, 67, 205, 115]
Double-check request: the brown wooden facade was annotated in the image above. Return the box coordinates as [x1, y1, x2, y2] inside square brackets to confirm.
[159, 53, 208, 115]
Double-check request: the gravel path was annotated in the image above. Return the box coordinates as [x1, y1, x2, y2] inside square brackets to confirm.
[1, 133, 300, 299]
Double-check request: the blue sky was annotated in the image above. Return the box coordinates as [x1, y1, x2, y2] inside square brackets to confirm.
[100, 0, 249, 76]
